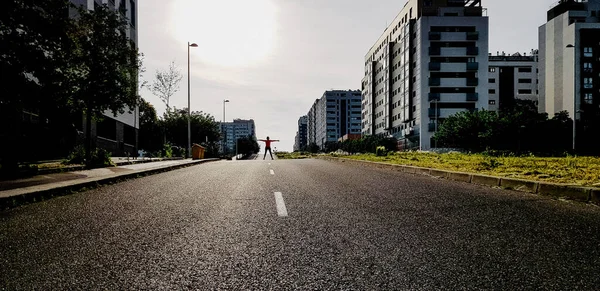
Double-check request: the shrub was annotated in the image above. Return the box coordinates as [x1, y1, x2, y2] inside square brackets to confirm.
[376, 146, 387, 156]
[64, 146, 113, 167]
[162, 144, 173, 158]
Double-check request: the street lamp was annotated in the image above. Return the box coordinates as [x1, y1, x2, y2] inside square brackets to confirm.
[566, 44, 577, 152]
[222, 99, 229, 154]
[187, 42, 198, 158]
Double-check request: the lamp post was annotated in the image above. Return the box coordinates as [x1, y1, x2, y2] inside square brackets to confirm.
[222, 99, 229, 154]
[187, 42, 198, 158]
[566, 44, 577, 152]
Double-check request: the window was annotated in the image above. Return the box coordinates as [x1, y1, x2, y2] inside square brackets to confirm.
[129, 0, 136, 27]
[518, 67, 532, 73]
[489, 89, 496, 94]
[584, 77, 594, 88]
[584, 47, 593, 57]
[489, 67, 496, 73]
[584, 62, 593, 72]
[489, 78, 496, 83]
[584, 93, 593, 104]
[518, 89, 532, 94]
[489, 100, 496, 105]
[518, 79, 532, 83]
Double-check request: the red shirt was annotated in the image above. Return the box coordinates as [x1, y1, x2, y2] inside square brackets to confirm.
[261, 140, 275, 148]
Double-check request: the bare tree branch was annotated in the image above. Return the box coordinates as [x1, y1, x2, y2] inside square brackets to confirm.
[149, 61, 182, 111]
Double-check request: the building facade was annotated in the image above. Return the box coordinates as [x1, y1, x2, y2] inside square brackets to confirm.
[539, 0, 600, 153]
[488, 50, 539, 111]
[306, 90, 362, 149]
[71, 0, 139, 156]
[221, 119, 256, 154]
[293, 115, 308, 151]
[361, 0, 489, 150]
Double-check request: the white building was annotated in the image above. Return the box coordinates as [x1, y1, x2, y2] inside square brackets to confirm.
[361, 0, 489, 150]
[221, 119, 256, 154]
[488, 50, 539, 111]
[539, 0, 600, 153]
[307, 90, 362, 149]
[71, 0, 139, 156]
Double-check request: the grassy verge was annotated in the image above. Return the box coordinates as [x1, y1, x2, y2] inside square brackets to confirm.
[331, 152, 600, 186]
[275, 152, 313, 160]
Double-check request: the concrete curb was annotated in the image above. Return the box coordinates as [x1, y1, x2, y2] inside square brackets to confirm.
[0, 159, 220, 210]
[317, 156, 600, 205]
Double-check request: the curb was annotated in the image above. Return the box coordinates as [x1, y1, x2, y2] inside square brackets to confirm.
[317, 156, 599, 205]
[0, 159, 220, 211]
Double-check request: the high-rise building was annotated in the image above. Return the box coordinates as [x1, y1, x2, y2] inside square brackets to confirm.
[539, 0, 600, 153]
[221, 119, 256, 154]
[361, 0, 489, 150]
[293, 116, 308, 151]
[70, 0, 139, 156]
[488, 50, 539, 111]
[306, 90, 362, 150]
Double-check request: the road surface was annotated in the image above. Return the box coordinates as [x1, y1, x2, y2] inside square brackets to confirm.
[2, 159, 600, 289]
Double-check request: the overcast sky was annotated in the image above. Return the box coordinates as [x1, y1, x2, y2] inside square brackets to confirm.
[139, 0, 557, 152]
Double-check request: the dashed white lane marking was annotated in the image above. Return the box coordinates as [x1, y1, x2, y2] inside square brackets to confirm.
[268, 163, 271, 166]
[274, 192, 288, 217]
[270, 169, 275, 175]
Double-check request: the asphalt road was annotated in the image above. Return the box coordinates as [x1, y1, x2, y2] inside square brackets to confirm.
[2, 159, 600, 290]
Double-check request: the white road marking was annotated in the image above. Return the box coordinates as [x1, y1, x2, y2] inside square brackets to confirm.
[268, 163, 271, 166]
[270, 169, 275, 175]
[274, 192, 288, 217]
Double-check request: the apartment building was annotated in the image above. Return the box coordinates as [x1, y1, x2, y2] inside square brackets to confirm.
[539, 0, 600, 153]
[293, 116, 308, 151]
[221, 119, 256, 153]
[361, 0, 489, 150]
[306, 90, 362, 149]
[70, 0, 139, 156]
[488, 50, 539, 111]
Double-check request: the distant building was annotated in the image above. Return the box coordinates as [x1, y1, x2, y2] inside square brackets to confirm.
[306, 90, 362, 149]
[488, 50, 539, 111]
[539, 0, 600, 153]
[293, 116, 308, 151]
[362, 0, 489, 150]
[221, 119, 256, 154]
[338, 134, 361, 142]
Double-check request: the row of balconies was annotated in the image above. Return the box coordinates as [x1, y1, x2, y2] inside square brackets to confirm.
[429, 31, 479, 41]
[428, 108, 477, 118]
[429, 62, 478, 71]
[428, 93, 479, 102]
[429, 46, 479, 56]
[429, 78, 479, 86]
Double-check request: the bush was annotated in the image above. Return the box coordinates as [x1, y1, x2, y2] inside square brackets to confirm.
[64, 145, 113, 167]
[162, 143, 173, 158]
[376, 146, 387, 156]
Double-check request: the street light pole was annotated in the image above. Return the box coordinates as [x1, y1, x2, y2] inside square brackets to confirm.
[222, 99, 229, 154]
[566, 44, 577, 152]
[187, 42, 198, 158]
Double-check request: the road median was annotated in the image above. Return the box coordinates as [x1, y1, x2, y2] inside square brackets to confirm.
[317, 156, 600, 205]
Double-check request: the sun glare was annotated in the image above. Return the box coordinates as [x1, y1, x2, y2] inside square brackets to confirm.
[170, 0, 277, 67]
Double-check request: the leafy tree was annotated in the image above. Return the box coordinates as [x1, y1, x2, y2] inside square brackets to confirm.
[69, 4, 140, 162]
[138, 98, 162, 152]
[235, 135, 260, 157]
[307, 143, 320, 153]
[161, 108, 221, 149]
[434, 110, 500, 152]
[150, 61, 182, 111]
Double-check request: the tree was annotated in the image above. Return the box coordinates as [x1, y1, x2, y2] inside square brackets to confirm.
[138, 98, 162, 152]
[69, 4, 140, 162]
[307, 143, 320, 153]
[150, 61, 182, 111]
[1, 0, 79, 170]
[235, 135, 260, 157]
[161, 108, 221, 148]
[434, 110, 500, 152]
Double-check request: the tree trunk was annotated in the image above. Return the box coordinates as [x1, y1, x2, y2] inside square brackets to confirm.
[85, 107, 92, 165]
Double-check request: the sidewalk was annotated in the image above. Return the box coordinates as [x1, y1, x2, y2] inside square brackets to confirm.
[0, 158, 219, 209]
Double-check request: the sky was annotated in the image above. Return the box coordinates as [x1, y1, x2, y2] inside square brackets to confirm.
[139, 0, 558, 152]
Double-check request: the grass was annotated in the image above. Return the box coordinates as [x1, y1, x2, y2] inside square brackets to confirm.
[330, 152, 600, 186]
[275, 152, 313, 160]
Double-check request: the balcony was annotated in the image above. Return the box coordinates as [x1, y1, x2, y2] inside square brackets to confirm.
[466, 62, 479, 71]
[467, 78, 479, 86]
[429, 93, 441, 101]
[429, 78, 441, 86]
[467, 46, 479, 56]
[428, 123, 437, 132]
[429, 62, 441, 71]
[429, 31, 441, 40]
[467, 93, 479, 101]
[428, 108, 440, 118]
[429, 47, 441, 56]
[466, 31, 479, 40]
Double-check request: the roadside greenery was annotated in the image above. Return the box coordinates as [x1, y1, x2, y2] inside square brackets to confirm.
[276, 152, 313, 160]
[336, 152, 600, 186]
